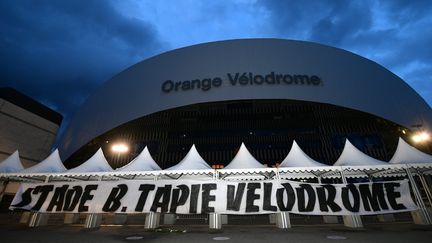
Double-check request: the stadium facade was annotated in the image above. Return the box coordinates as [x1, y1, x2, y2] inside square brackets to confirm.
[58, 39, 432, 169]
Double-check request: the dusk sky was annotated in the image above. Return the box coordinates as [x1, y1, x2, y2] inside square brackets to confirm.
[1, 0, 431, 137]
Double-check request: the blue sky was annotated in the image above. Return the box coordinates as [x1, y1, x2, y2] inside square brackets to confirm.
[0, 0, 431, 131]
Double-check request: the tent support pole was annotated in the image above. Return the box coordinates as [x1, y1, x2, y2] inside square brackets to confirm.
[0, 180, 8, 203]
[405, 166, 432, 225]
[418, 173, 432, 207]
[339, 168, 363, 228]
[274, 169, 291, 229]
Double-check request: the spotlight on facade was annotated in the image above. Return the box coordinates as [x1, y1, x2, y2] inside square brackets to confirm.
[412, 132, 430, 143]
[112, 143, 129, 153]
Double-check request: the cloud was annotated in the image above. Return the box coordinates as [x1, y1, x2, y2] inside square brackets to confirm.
[0, 0, 163, 119]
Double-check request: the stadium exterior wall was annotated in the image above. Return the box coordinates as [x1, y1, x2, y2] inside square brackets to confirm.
[58, 39, 432, 160]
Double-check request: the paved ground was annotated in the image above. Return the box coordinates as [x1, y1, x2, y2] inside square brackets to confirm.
[0, 223, 431, 243]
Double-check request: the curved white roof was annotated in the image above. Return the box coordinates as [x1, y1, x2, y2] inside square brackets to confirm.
[66, 148, 113, 173]
[20, 149, 67, 173]
[334, 139, 388, 166]
[390, 137, 432, 164]
[117, 146, 161, 171]
[224, 143, 266, 169]
[280, 140, 328, 167]
[59, 39, 432, 160]
[0, 151, 24, 173]
[166, 144, 211, 170]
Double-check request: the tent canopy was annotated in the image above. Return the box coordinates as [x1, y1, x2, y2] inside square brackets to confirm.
[224, 143, 266, 169]
[390, 137, 432, 164]
[20, 149, 67, 173]
[166, 144, 211, 170]
[117, 146, 161, 171]
[334, 139, 388, 166]
[67, 148, 113, 173]
[280, 140, 328, 167]
[0, 151, 24, 173]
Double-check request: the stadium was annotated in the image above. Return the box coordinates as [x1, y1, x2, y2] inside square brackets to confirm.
[58, 39, 432, 169]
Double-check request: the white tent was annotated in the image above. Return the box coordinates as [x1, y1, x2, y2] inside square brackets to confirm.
[279, 140, 328, 167]
[333, 139, 388, 166]
[20, 149, 67, 173]
[67, 148, 113, 173]
[390, 137, 432, 164]
[223, 143, 266, 169]
[0, 151, 24, 173]
[165, 144, 211, 170]
[117, 146, 161, 171]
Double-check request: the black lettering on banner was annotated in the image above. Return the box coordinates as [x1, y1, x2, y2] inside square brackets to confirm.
[263, 183, 277, 211]
[170, 185, 190, 213]
[78, 185, 98, 212]
[63, 186, 83, 211]
[47, 185, 69, 212]
[276, 183, 296, 211]
[316, 185, 341, 212]
[202, 184, 217, 213]
[227, 183, 246, 211]
[296, 184, 316, 212]
[32, 185, 54, 211]
[135, 184, 155, 212]
[189, 184, 200, 214]
[385, 182, 406, 210]
[359, 183, 388, 211]
[102, 184, 129, 212]
[11, 187, 34, 208]
[151, 185, 172, 213]
[341, 184, 360, 212]
[246, 183, 261, 212]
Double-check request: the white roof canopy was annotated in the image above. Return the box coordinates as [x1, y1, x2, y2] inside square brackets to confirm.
[67, 148, 113, 173]
[117, 146, 161, 171]
[224, 143, 266, 169]
[20, 149, 67, 173]
[0, 151, 24, 173]
[390, 137, 432, 164]
[280, 140, 328, 167]
[334, 139, 388, 166]
[166, 144, 211, 170]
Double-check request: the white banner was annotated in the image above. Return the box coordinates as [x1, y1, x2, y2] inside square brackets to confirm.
[10, 179, 417, 215]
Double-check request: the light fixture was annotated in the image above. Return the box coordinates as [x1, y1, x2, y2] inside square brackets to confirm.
[412, 131, 430, 143]
[111, 143, 129, 153]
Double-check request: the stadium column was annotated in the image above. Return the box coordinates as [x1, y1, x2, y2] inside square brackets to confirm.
[405, 166, 432, 225]
[84, 176, 103, 228]
[339, 168, 363, 228]
[29, 176, 51, 227]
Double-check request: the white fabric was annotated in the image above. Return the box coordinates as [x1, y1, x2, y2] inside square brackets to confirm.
[117, 146, 161, 171]
[20, 149, 67, 173]
[67, 148, 113, 173]
[166, 144, 211, 170]
[280, 140, 328, 167]
[334, 139, 388, 166]
[390, 137, 432, 164]
[0, 151, 24, 173]
[224, 143, 266, 169]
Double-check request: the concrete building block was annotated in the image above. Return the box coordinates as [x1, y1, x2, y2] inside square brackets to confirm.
[84, 214, 102, 228]
[276, 212, 291, 229]
[19, 212, 31, 224]
[209, 213, 222, 229]
[323, 216, 339, 224]
[114, 214, 128, 225]
[411, 209, 432, 225]
[144, 212, 160, 229]
[28, 212, 49, 227]
[163, 213, 176, 225]
[343, 215, 363, 228]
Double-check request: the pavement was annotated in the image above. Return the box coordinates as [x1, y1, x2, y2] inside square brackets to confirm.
[1, 222, 432, 243]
